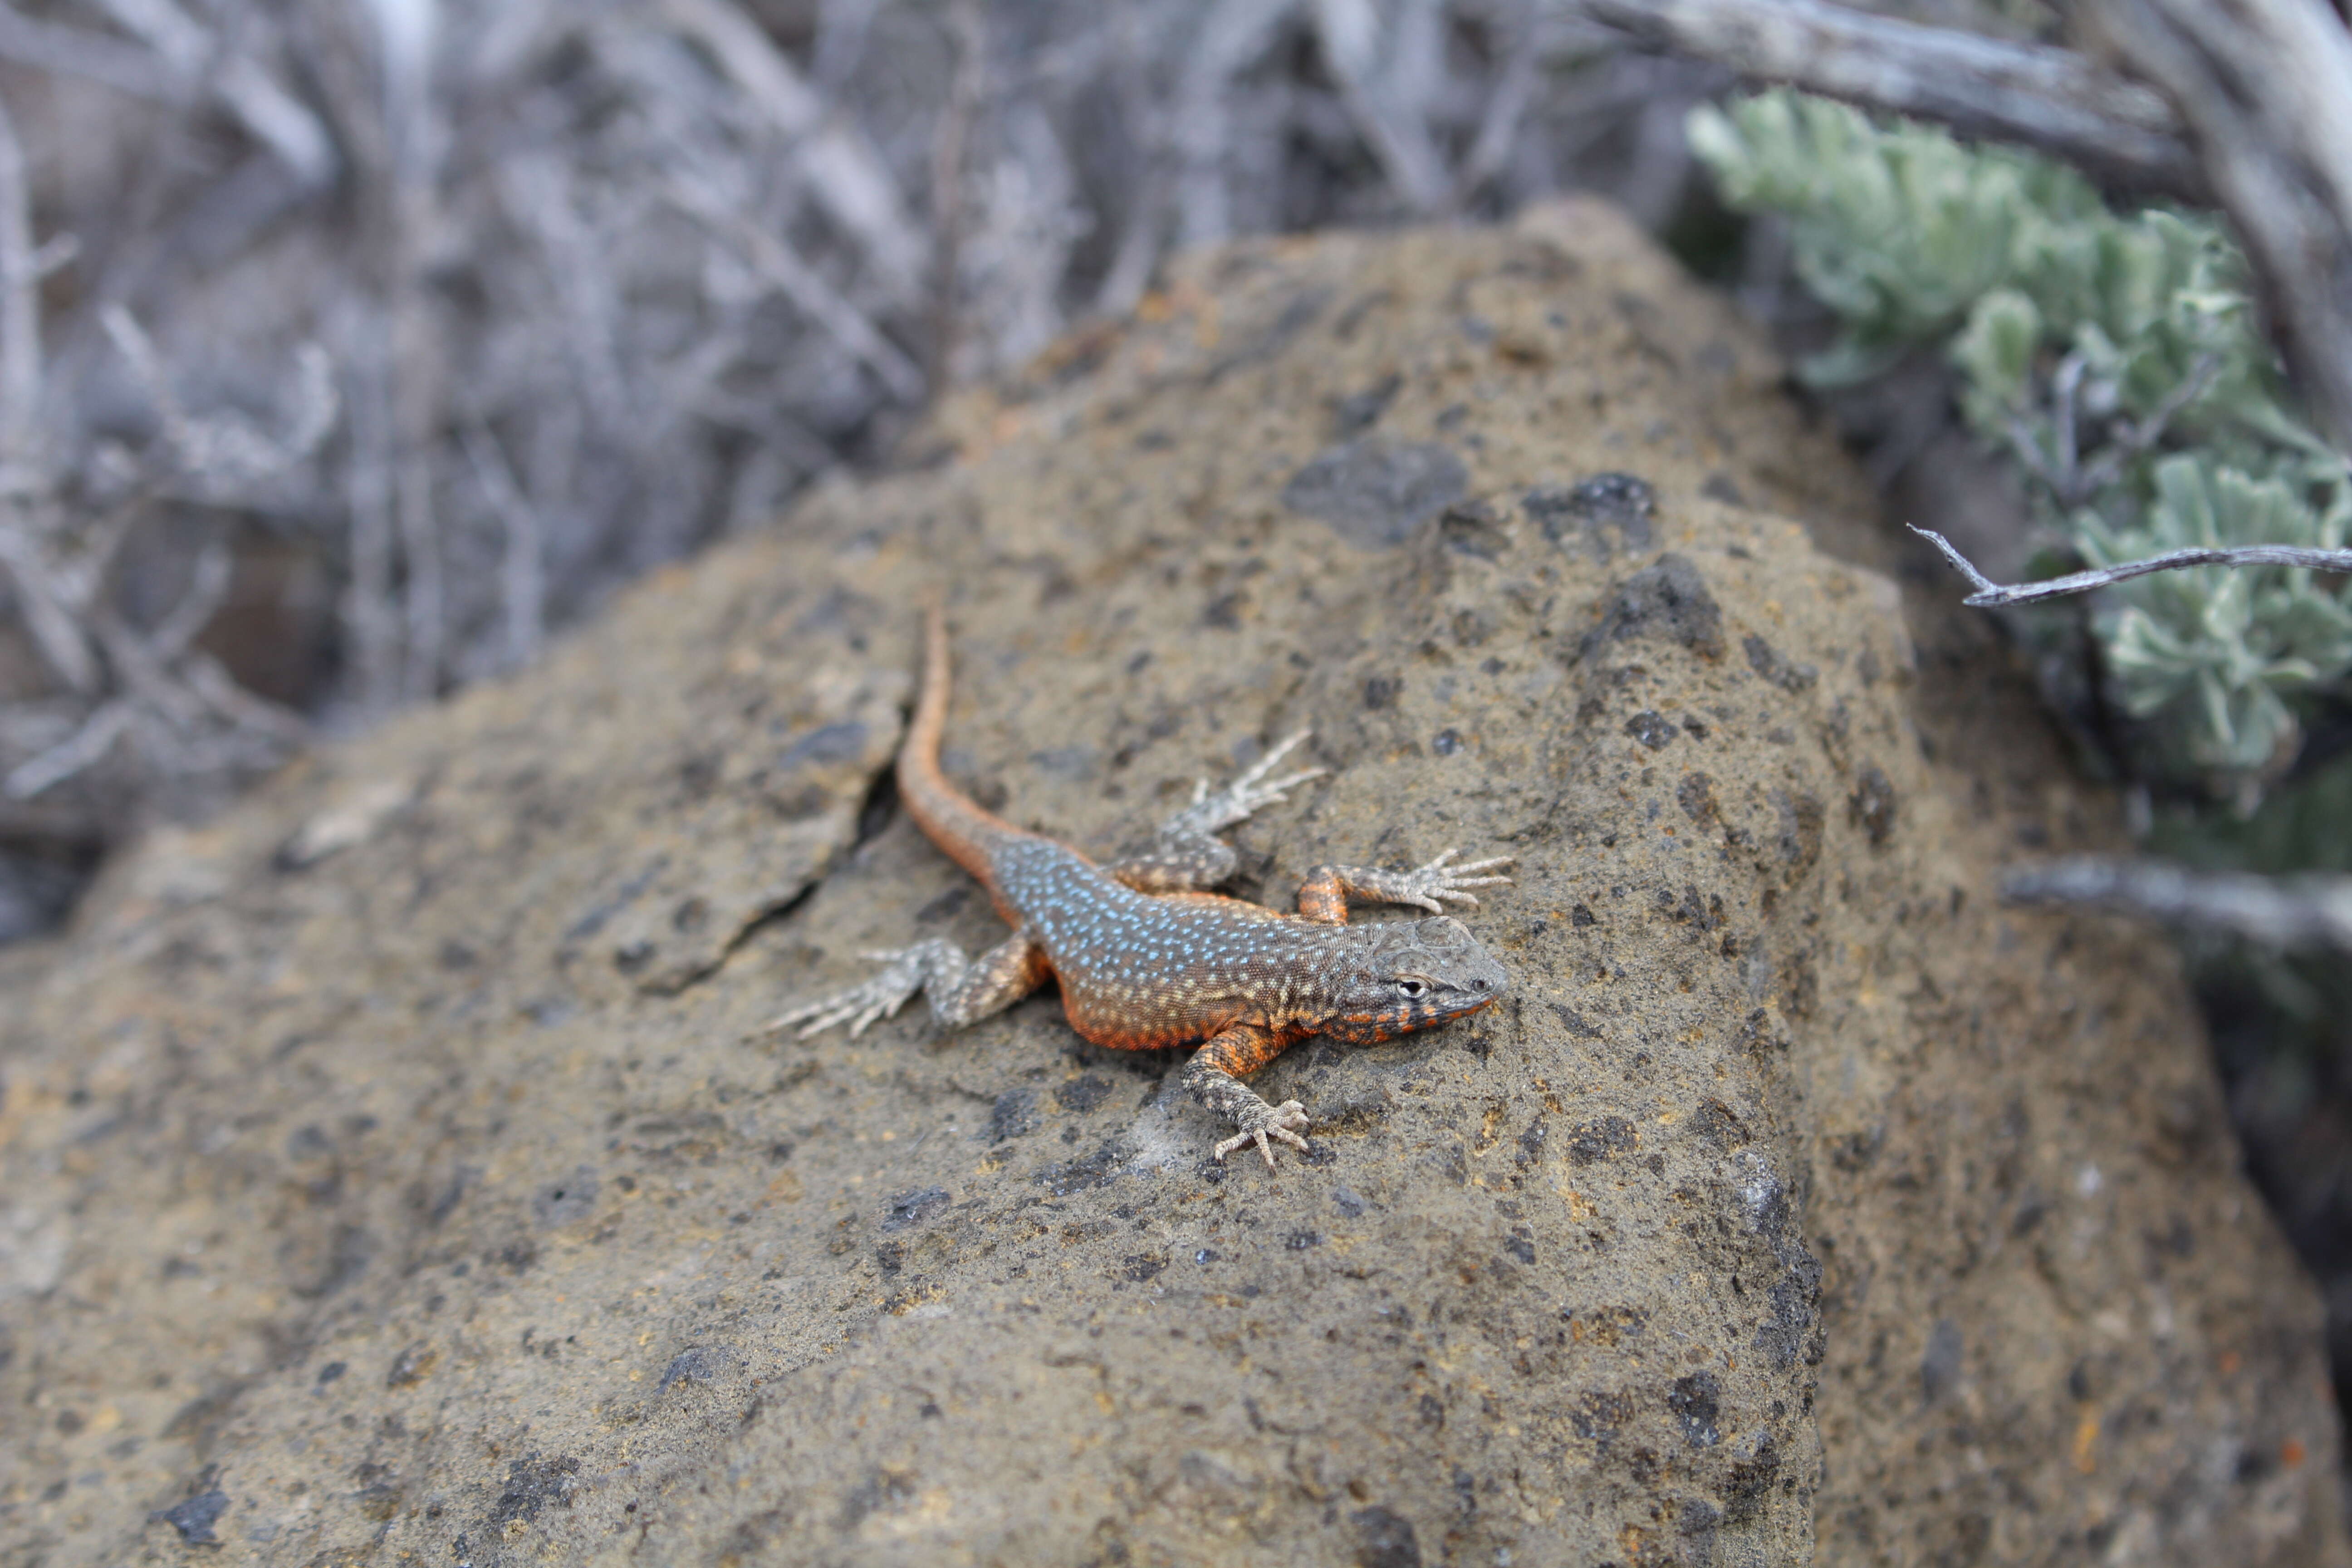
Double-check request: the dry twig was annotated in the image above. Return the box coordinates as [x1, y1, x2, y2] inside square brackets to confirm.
[2001, 351, 2223, 509]
[1908, 524, 2352, 607]
[1556, 0, 2201, 196]
[1315, 0, 1451, 213]
[2006, 856, 2352, 950]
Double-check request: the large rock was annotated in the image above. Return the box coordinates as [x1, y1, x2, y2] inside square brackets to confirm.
[1, 200, 2342, 1567]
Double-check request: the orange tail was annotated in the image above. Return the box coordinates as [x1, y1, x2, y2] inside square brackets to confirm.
[897, 599, 1019, 889]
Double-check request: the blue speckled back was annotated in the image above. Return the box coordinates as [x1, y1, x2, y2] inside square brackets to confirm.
[989, 836, 1337, 1049]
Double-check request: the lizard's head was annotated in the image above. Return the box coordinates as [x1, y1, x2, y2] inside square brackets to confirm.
[1318, 915, 1508, 1046]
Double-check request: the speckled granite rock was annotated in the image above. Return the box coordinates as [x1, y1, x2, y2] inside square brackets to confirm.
[1, 199, 2342, 1568]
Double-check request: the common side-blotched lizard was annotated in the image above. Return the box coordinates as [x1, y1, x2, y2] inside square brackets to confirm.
[770, 606, 1512, 1167]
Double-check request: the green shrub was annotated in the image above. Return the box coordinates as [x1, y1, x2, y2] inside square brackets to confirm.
[1690, 89, 2352, 798]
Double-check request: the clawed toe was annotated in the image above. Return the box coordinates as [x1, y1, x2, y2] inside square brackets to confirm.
[761, 952, 925, 1041]
[1178, 732, 1327, 835]
[1401, 847, 1515, 911]
[1213, 1099, 1312, 1169]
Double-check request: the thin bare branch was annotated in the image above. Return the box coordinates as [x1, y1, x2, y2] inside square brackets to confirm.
[0, 3, 181, 100]
[928, 0, 985, 394]
[1556, 0, 2202, 197]
[103, 309, 338, 498]
[396, 441, 441, 702]
[1910, 524, 2352, 606]
[90, 0, 336, 187]
[1175, 0, 1298, 246]
[146, 542, 232, 658]
[1453, 6, 1539, 208]
[460, 421, 544, 670]
[657, 0, 927, 301]
[0, 526, 97, 695]
[2001, 350, 2223, 508]
[4, 699, 130, 799]
[495, 157, 629, 435]
[665, 171, 926, 403]
[0, 88, 40, 469]
[341, 314, 401, 718]
[2074, 353, 2223, 497]
[1314, 0, 1451, 212]
[176, 649, 302, 741]
[2005, 856, 2352, 950]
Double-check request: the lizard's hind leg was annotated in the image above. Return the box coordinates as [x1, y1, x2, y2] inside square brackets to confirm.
[765, 932, 1048, 1039]
[1110, 730, 1324, 894]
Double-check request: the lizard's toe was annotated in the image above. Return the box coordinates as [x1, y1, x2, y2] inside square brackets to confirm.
[1214, 1101, 1311, 1168]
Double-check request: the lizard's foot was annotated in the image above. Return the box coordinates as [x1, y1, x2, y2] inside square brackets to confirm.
[761, 946, 931, 1039]
[1168, 730, 1326, 838]
[1212, 1098, 1311, 1169]
[1389, 848, 1515, 913]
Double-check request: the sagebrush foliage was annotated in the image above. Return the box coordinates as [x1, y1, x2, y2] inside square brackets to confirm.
[1690, 89, 2352, 796]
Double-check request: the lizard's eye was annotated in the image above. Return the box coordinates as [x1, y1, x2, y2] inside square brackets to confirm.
[1393, 978, 1428, 999]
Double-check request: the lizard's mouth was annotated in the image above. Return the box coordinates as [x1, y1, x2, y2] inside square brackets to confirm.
[1325, 977, 1504, 1044]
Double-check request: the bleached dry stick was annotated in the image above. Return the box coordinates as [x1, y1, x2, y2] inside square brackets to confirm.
[1557, 0, 2198, 195]
[926, 0, 983, 391]
[1174, 0, 1298, 245]
[88, 0, 335, 187]
[666, 170, 926, 403]
[1453, 8, 1539, 208]
[460, 421, 545, 671]
[341, 315, 402, 717]
[4, 700, 130, 799]
[1907, 524, 2352, 608]
[659, 0, 928, 302]
[2006, 857, 2352, 950]
[1314, 0, 1450, 213]
[0, 3, 180, 100]
[0, 86, 37, 466]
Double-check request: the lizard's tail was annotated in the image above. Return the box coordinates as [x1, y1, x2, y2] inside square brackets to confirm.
[897, 598, 1018, 888]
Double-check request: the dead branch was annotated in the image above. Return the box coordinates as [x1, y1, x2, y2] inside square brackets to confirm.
[1908, 524, 2352, 607]
[339, 309, 401, 718]
[0, 4, 177, 101]
[928, 0, 985, 392]
[1175, 0, 1300, 245]
[1453, 5, 1539, 209]
[665, 169, 926, 403]
[0, 527, 97, 695]
[1314, 0, 1451, 213]
[0, 88, 38, 467]
[657, 0, 928, 302]
[2065, 0, 2352, 460]
[4, 699, 129, 799]
[101, 308, 337, 501]
[2005, 855, 2352, 950]
[1556, 0, 2201, 197]
[2003, 351, 2222, 508]
[459, 421, 544, 671]
[88, 0, 336, 187]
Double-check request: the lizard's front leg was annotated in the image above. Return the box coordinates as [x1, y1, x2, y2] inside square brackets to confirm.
[1297, 847, 1514, 923]
[1109, 731, 1323, 894]
[764, 931, 1049, 1039]
[1182, 1024, 1310, 1169]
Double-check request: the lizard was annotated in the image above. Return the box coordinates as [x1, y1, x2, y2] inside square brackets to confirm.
[766, 604, 1513, 1167]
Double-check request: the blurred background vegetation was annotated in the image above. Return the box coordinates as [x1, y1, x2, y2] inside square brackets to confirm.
[0, 0, 2345, 1459]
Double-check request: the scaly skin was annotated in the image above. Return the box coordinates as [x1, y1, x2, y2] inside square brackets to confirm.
[767, 604, 1513, 1167]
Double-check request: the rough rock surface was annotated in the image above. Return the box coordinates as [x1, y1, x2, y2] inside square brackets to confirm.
[1, 201, 2344, 1567]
